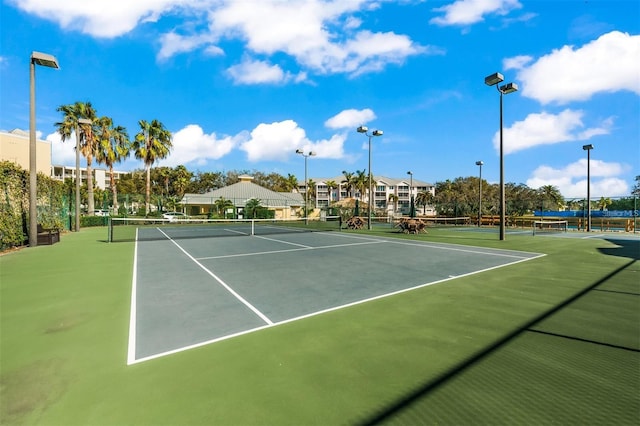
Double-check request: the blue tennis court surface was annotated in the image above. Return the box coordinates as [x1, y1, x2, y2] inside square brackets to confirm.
[128, 231, 544, 364]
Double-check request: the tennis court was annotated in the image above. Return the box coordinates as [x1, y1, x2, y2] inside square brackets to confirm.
[127, 222, 544, 364]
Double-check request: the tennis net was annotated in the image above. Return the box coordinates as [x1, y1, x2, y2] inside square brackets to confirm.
[422, 217, 472, 227]
[532, 220, 568, 236]
[108, 216, 341, 242]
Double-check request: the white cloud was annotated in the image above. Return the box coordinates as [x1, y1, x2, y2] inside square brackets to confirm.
[240, 119, 347, 162]
[47, 131, 76, 166]
[324, 108, 376, 129]
[10, 0, 429, 80]
[159, 124, 240, 167]
[527, 159, 630, 198]
[8, 0, 188, 38]
[506, 31, 640, 104]
[498, 109, 613, 154]
[241, 120, 310, 162]
[157, 32, 217, 60]
[430, 0, 522, 26]
[210, 1, 428, 77]
[226, 58, 306, 85]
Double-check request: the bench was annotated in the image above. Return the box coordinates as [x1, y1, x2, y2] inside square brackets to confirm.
[37, 224, 60, 245]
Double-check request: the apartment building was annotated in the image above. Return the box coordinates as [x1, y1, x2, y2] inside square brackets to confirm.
[1, 129, 127, 189]
[301, 175, 436, 216]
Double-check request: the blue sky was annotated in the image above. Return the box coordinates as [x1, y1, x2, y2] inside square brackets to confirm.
[1, 0, 638, 198]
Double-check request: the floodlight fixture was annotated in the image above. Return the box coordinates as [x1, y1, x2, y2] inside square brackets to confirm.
[357, 125, 368, 133]
[499, 82, 518, 94]
[582, 144, 594, 151]
[484, 72, 504, 86]
[31, 51, 60, 69]
[372, 130, 383, 136]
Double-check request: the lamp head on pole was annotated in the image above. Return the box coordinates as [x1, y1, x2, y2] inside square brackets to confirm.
[484, 72, 504, 86]
[499, 82, 518, 94]
[31, 51, 60, 69]
[407, 171, 412, 176]
[372, 130, 383, 136]
[582, 144, 594, 151]
[295, 149, 303, 154]
[357, 125, 368, 133]
[476, 161, 484, 166]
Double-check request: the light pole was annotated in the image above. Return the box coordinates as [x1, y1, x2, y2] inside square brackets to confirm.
[485, 72, 518, 241]
[475, 161, 483, 227]
[75, 118, 92, 232]
[407, 171, 414, 218]
[296, 149, 316, 224]
[357, 126, 383, 230]
[583, 144, 594, 232]
[29, 51, 59, 247]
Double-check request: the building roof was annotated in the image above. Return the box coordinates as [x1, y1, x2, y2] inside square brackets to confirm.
[309, 175, 433, 187]
[180, 175, 303, 207]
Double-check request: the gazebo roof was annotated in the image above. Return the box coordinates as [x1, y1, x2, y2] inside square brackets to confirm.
[180, 175, 303, 207]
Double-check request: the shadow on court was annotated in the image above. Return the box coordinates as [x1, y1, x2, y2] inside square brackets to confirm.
[599, 237, 640, 260]
[357, 258, 639, 425]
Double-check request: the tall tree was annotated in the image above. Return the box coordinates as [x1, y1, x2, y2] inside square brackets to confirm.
[171, 165, 193, 198]
[281, 173, 298, 192]
[94, 116, 130, 211]
[388, 193, 399, 214]
[133, 119, 172, 214]
[355, 169, 367, 201]
[55, 101, 98, 214]
[416, 190, 434, 215]
[632, 175, 640, 197]
[341, 171, 356, 198]
[214, 197, 234, 218]
[537, 185, 565, 213]
[325, 180, 338, 203]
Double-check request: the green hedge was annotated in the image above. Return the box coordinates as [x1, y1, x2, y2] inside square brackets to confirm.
[0, 161, 65, 250]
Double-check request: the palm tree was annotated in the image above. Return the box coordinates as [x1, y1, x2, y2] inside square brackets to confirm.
[416, 190, 434, 215]
[283, 174, 298, 192]
[307, 179, 316, 207]
[94, 116, 130, 212]
[538, 184, 565, 214]
[325, 180, 338, 205]
[213, 197, 234, 218]
[244, 198, 262, 219]
[55, 101, 97, 214]
[355, 169, 367, 201]
[597, 197, 612, 211]
[388, 193, 399, 214]
[341, 171, 356, 198]
[133, 119, 172, 214]
[172, 165, 193, 198]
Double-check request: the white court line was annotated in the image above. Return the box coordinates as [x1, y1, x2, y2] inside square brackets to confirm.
[196, 239, 384, 260]
[254, 235, 312, 248]
[129, 249, 546, 365]
[158, 228, 274, 325]
[126, 229, 139, 365]
[384, 239, 538, 259]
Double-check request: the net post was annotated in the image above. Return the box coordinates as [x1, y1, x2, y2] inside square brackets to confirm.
[107, 217, 112, 242]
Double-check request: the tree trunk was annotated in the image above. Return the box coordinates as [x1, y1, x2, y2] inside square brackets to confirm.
[145, 166, 151, 215]
[110, 166, 118, 211]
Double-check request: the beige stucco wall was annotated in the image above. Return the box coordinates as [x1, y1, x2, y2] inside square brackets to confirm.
[0, 130, 51, 175]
